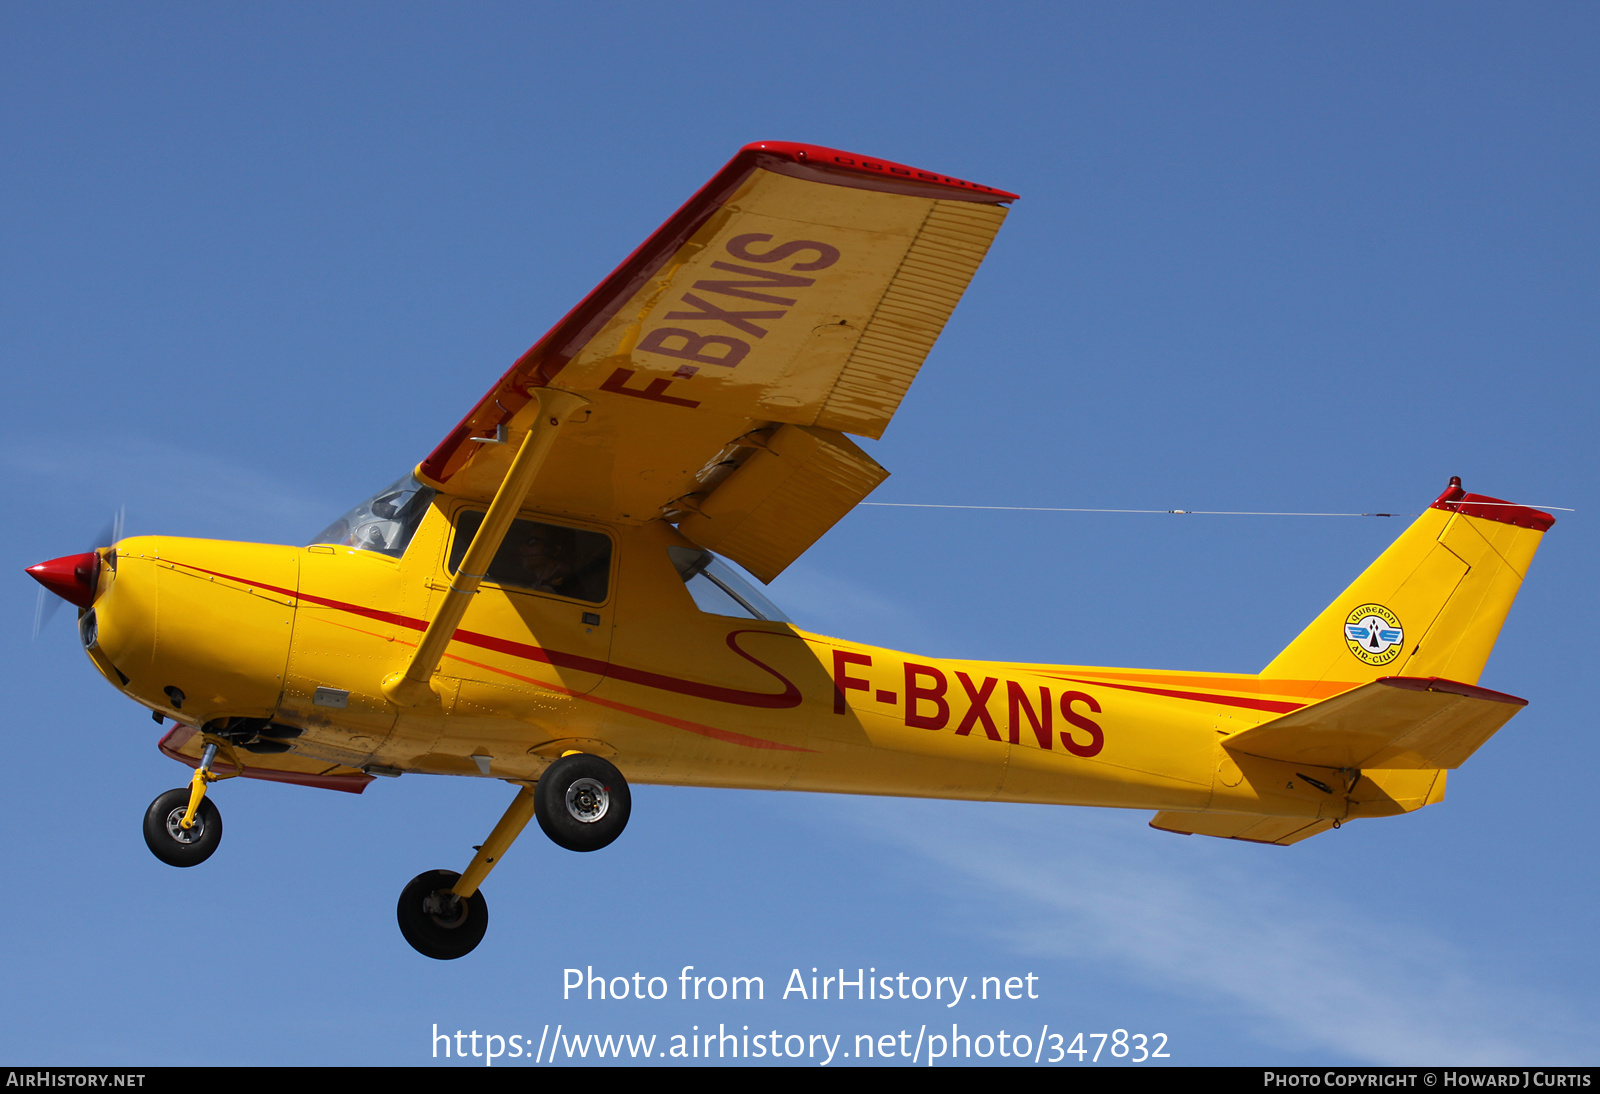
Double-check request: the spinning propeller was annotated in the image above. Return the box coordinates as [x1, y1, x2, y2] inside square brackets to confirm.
[28, 507, 123, 639]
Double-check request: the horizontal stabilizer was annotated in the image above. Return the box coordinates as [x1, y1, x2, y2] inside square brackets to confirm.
[1223, 676, 1526, 770]
[1149, 811, 1334, 846]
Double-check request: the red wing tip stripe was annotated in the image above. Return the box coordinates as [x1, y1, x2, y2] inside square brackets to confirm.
[743, 141, 1019, 201]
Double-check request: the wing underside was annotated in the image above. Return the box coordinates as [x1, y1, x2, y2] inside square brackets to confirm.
[416, 143, 1015, 581]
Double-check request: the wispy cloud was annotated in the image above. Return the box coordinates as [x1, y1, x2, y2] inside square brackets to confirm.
[768, 563, 956, 654]
[6, 433, 334, 546]
[844, 799, 1593, 1064]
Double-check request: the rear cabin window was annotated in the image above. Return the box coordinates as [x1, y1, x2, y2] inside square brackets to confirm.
[667, 546, 790, 623]
[449, 511, 612, 604]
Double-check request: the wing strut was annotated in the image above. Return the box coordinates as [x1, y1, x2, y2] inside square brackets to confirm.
[382, 388, 591, 708]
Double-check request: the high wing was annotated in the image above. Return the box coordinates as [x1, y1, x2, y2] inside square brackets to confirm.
[415, 142, 1016, 581]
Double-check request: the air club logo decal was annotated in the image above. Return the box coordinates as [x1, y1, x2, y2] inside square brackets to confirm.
[1344, 604, 1405, 666]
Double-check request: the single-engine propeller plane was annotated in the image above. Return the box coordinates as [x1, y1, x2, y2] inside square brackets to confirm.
[28, 142, 1554, 959]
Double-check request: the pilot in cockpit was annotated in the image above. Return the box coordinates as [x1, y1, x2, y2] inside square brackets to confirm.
[516, 527, 577, 596]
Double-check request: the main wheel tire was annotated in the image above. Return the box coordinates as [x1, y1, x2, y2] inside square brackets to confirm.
[535, 753, 630, 852]
[396, 870, 488, 960]
[143, 788, 222, 867]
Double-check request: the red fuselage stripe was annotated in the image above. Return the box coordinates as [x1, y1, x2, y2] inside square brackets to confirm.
[443, 651, 812, 753]
[179, 564, 803, 709]
[1046, 675, 1307, 714]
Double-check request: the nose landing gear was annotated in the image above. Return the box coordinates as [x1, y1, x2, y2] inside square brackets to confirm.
[143, 787, 222, 866]
[143, 736, 240, 867]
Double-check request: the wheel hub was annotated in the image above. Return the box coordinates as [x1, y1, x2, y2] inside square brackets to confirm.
[564, 778, 609, 824]
[422, 889, 469, 929]
[163, 808, 205, 844]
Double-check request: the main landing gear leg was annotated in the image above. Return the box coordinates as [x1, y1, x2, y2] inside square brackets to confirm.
[396, 784, 537, 960]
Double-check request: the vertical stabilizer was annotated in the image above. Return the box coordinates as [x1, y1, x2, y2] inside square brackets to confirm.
[1261, 478, 1552, 687]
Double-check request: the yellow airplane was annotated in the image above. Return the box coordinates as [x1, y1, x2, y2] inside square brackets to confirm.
[26, 142, 1554, 960]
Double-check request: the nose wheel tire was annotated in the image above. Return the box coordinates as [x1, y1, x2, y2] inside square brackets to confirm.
[535, 754, 631, 852]
[397, 870, 488, 960]
[143, 788, 222, 867]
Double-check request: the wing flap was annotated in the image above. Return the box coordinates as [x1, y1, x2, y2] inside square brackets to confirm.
[1222, 676, 1526, 770]
[676, 424, 888, 582]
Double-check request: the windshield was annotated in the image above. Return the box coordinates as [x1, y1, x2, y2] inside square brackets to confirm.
[311, 474, 436, 558]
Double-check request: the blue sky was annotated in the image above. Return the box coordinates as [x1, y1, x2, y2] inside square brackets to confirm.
[3, 3, 1596, 1066]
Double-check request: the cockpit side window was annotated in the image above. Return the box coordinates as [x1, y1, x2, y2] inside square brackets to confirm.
[668, 546, 791, 623]
[311, 474, 436, 558]
[449, 511, 612, 604]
